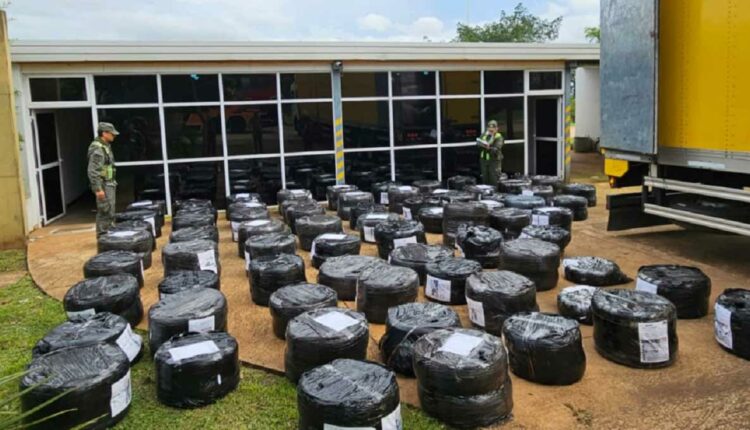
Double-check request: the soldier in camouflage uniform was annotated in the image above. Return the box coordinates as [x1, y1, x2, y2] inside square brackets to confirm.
[477, 120, 505, 187]
[87, 122, 119, 236]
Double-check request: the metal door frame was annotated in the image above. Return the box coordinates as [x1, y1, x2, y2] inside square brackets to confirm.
[527, 95, 563, 176]
[31, 109, 67, 224]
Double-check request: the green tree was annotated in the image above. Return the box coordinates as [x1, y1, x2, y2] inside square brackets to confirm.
[584, 26, 600, 43]
[453, 3, 562, 43]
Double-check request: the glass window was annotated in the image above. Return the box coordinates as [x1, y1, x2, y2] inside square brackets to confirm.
[161, 74, 219, 103]
[440, 71, 480, 95]
[344, 150, 391, 190]
[502, 143, 525, 174]
[441, 99, 480, 144]
[393, 99, 437, 146]
[30, 78, 86, 102]
[484, 71, 524, 94]
[222, 74, 277, 102]
[225, 104, 279, 156]
[343, 101, 389, 149]
[529, 71, 563, 90]
[284, 154, 335, 191]
[164, 106, 222, 159]
[98, 108, 162, 161]
[395, 148, 437, 182]
[281, 73, 331, 99]
[342, 72, 388, 98]
[94, 75, 157, 104]
[484, 97, 524, 140]
[170, 161, 225, 208]
[442, 146, 480, 183]
[392, 71, 435, 96]
[228, 158, 282, 204]
[282, 102, 333, 153]
[114, 165, 166, 210]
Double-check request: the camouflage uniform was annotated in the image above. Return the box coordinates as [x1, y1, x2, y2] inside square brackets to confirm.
[87, 137, 117, 236]
[478, 130, 504, 187]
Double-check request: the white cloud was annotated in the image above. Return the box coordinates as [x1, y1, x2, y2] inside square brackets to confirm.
[407, 16, 445, 39]
[542, 0, 599, 42]
[357, 13, 392, 32]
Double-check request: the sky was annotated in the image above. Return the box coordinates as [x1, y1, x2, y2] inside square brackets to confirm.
[5, 0, 599, 43]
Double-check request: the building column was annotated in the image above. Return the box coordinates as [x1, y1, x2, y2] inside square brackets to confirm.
[331, 62, 345, 184]
[563, 61, 576, 182]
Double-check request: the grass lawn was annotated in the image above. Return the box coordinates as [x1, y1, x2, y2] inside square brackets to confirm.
[0, 253, 446, 429]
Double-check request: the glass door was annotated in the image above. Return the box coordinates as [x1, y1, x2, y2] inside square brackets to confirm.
[32, 111, 66, 224]
[528, 97, 562, 176]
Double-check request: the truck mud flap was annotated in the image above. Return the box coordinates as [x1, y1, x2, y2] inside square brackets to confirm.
[606, 191, 670, 231]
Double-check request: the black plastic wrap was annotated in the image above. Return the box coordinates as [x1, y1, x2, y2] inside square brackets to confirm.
[417, 206, 444, 234]
[455, 225, 504, 268]
[277, 188, 313, 206]
[465, 184, 496, 200]
[557, 285, 597, 325]
[519, 185, 555, 204]
[418, 384, 512, 430]
[170, 224, 219, 244]
[413, 179, 441, 194]
[83, 250, 144, 288]
[504, 194, 546, 210]
[20, 343, 132, 430]
[296, 214, 343, 251]
[280, 197, 315, 223]
[172, 210, 215, 231]
[435, 190, 475, 204]
[635, 265, 711, 319]
[287, 201, 326, 234]
[489, 207, 531, 240]
[174, 198, 214, 213]
[317, 255, 382, 300]
[373, 181, 401, 205]
[64, 274, 143, 327]
[356, 263, 419, 323]
[498, 239, 561, 291]
[337, 191, 373, 221]
[520, 225, 571, 251]
[531, 175, 564, 192]
[592, 288, 678, 368]
[551, 194, 589, 221]
[153, 331, 240, 408]
[229, 202, 269, 241]
[349, 202, 387, 230]
[498, 177, 532, 194]
[226, 193, 262, 220]
[465, 271, 538, 335]
[176, 203, 217, 221]
[115, 209, 161, 238]
[563, 256, 632, 286]
[237, 219, 288, 257]
[447, 175, 476, 191]
[531, 206, 573, 231]
[162, 239, 220, 276]
[478, 199, 504, 211]
[442, 202, 490, 247]
[326, 184, 358, 211]
[502, 312, 586, 385]
[715, 289, 750, 359]
[110, 220, 155, 251]
[424, 257, 482, 305]
[249, 253, 307, 306]
[158, 270, 220, 298]
[388, 243, 453, 285]
[125, 200, 165, 228]
[284, 308, 369, 383]
[32, 312, 143, 364]
[357, 212, 400, 243]
[388, 185, 420, 215]
[269, 283, 339, 339]
[297, 358, 401, 430]
[374, 219, 427, 259]
[562, 183, 597, 207]
[148, 287, 228, 354]
[401, 197, 424, 221]
[244, 232, 297, 269]
[311, 233, 361, 269]
[97, 229, 153, 269]
[379, 303, 461, 375]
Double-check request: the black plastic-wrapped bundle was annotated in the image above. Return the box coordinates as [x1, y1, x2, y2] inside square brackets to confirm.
[32, 312, 143, 364]
[20, 343, 132, 430]
[442, 202, 489, 246]
[447, 175, 476, 191]
[424, 257, 482, 305]
[498, 239, 561, 291]
[115, 209, 161, 238]
[465, 271, 538, 335]
[337, 191, 373, 221]
[499, 177, 532, 194]
[280, 197, 314, 223]
[374, 219, 427, 259]
[357, 212, 400, 243]
[284, 308, 369, 383]
[236, 219, 288, 257]
[244, 232, 297, 270]
[387, 185, 420, 215]
[519, 185, 555, 203]
[635, 265, 711, 319]
[455, 225, 504, 268]
[465, 184, 496, 199]
[326, 184, 358, 211]
[531, 206, 573, 231]
[158, 270, 220, 298]
[401, 197, 424, 221]
[296, 214, 343, 251]
[229, 202, 269, 241]
[416, 206, 442, 234]
[413, 179, 441, 194]
[349, 202, 386, 230]
[148, 287, 228, 354]
[379, 303, 461, 375]
[562, 183, 597, 207]
[356, 263, 419, 323]
[592, 289, 678, 368]
[125, 200, 165, 228]
[269, 283, 339, 339]
[83, 250, 144, 288]
[558, 285, 597, 325]
[489, 207, 531, 240]
[531, 175, 564, 192]
[310, 233, 361, 269]
[110, 220, 155, 251]
[373, 181, 401, 205]
[563, 256, 631, 286]
[162, 239, 220, 276]
[317, 255, 382, 300]
[277, 188, 313, 206]
[388, 243, 453, 285]
[715, 289, 750, 359]
[520, 225, 571, 251]
[174, 198, 214, 213]
[435, 190, 475, 205]
[172, 210, 215, 231]
[504, 194, 546, 210]
[502, 312, 586, 385]
[154, 332, 240, 408]
[551, 194, 589, 221]
[64, 274, 143, 326]
[413, 328, 513, 429]
[297, 359, 401, 430]
[249, 253, 306, 306]
[226, 193, 262, 220]
[97, 229, 154, 269]
[478, 199, 504, 211]
[287, 201, 326, 234]
[170, 224, 219, 244]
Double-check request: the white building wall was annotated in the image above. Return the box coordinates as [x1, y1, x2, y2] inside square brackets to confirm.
[575, 66, 600, 140]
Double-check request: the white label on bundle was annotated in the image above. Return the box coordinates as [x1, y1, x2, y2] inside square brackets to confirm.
[466, 297, 485, 327]
[248, 220, 269, 226]
[66, 308, 95, 319]
[363, 226, 376, 243]
[519, 232, 532, 239]
[565, 285, 596, 294]
[402, 207, 412, 220]
[380, 192, 389, 204]
[425, 275, 451, 302]
[110, 370, 131, 417]
[714, 303, 733, 349]
[393, 236, 417, 248]
[638, 320, 670, 363]
[115, 324, 142, 362]
[438, 332, 484, 357]
[197, 250, 218, 273]
[168, 340, 220, 362]
[323, 425, 374, 430]
[381, 404, 403, 430]
[433, 188, 449, 195]
[368, 213, 390, 220]
[522, 190, 534, 196]
[398, 186, 412, 191]
[131, 200, 152, 207]
[217, 374, 222, 385]
[319, 234, 347, 240]
[635, 278, 658, 294]
[314, 311, 360, 332]
[139, 260, 145, 279]
[188, 315, 215, 333]
[245, 250, 251, 270]
[146, 217, 156, 236]
[532, 214, 549, 226]
[290, 189, 306, 195]
[236, 193, 250, 198]
[110, 230, 137, 238]
[241, 202, 263, 208]
[310, 241, 317, 257]
[231, 221, 240, 242]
